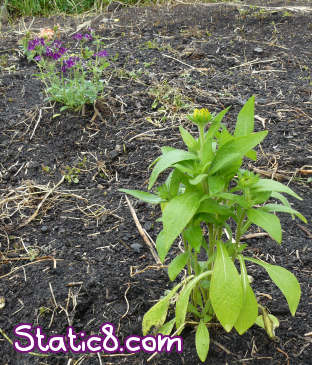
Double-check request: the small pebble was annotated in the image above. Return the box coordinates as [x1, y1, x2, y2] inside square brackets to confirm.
[0, 296, 5, 310]
[41, 225, 49, 233]
[144, 222, 153, 231]
[130, 243, 143, 253]
[254, 47, 263, 54]
[256, 98, 267, 104]
[109, 150, 119, 160]
[115, 144, 122, 152]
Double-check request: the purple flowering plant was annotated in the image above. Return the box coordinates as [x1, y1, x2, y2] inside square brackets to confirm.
[21, 28, 110, 112]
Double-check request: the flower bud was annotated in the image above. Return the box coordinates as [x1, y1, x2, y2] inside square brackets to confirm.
[188, 108, 212, 128]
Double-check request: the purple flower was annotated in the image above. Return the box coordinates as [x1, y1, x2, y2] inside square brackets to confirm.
[27, 37, 45, 51]
[27, 43, 35, 51]
[95, 50, 108, 58]
[52, 52, 62, 60]
[34, 55, 41, 61]
[58, 47, 67, 55]
[52, 39, 62, 48]
[61, 57, 77, 73]
[44, 47, 53, 57]
[73, 33, 83, 41]
[84, 33, 93, 41]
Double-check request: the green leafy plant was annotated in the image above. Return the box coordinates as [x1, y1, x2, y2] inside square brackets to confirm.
[7, 0, 100, 17]
[21, 29, 109, 113]
[63, 165, 80, 184]
[149, 81, 191, 113]
[120, 96, 306, 362]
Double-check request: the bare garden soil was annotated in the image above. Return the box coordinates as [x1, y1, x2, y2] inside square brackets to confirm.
[0, 1, 312, 364]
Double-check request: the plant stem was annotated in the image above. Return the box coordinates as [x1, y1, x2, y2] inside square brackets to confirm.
[235, 209, 246, 258]
[207, 224, 215, 270]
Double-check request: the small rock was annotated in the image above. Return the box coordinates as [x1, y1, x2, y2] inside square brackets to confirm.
[144, 222, 153, 231]
[109, 150, 119, 160]
[115, 144, 122, 153]
[130, 243, 143, 253]
[254, 47, 264, 54]
[6, 252, 19, 258]
[256, 98, 267, 104]
[41, 225, 49, 233]
[0, 296, 5, 310]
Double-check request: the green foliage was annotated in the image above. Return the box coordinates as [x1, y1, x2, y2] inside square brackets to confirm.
[7, 0, 100, 17]
[21, 30, 109, 113]
[120, 96, 305, 361]
[8, 0, 183, 18]
[63, 165, 80, 184]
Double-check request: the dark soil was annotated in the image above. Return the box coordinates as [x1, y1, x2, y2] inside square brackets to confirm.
[0, 1, 312, 364]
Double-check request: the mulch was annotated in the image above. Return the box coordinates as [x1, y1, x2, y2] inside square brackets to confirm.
[0, 1, 311, 364]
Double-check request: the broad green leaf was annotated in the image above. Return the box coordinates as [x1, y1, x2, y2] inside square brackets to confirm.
[245, 257, 301, 316]
[209, 131, 268, 176]
[173, 163, 195, 176]
[252, 179, 302, 200]
[168, 252, 189, 281]
[271, 191, 291, 208]
[119, 189, 165, 204]
[198, 198, 233, 217]
[247, 208, 282, 243]
[188, 302, 201, 317]
[251, 191, 271, 205]
[156, 192, 201, 262]
[271, 191, 294, 219]
[179, 126, 198, 151]
[149, 149, 197, 189]
[142, 281, 184, 335]
[208, 175, 225, 195]
[201, 137, 214, 167]
[216, 127, 233, 147]
[246, 149, 257, 160]
[176, 271, 212, 333]
[234, 95, 255, 137]
[234, 256, 258, 334]
[149, 147, 174, 169]
[210, 242, 243, 332]
[196, 321, 210, 362]
[189, 174, 208, 185]
[184, 224, 203, 252]
[206, 106, 231, 139]
[165, 169, 187, 197]
[216, 192, 249, 209]
[161, 146, 176, 154]
[263, 204, 306, 223]
[199, 212, 225, 226]
[142, 296, 169, 336]
[158, 318, 176, 335]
